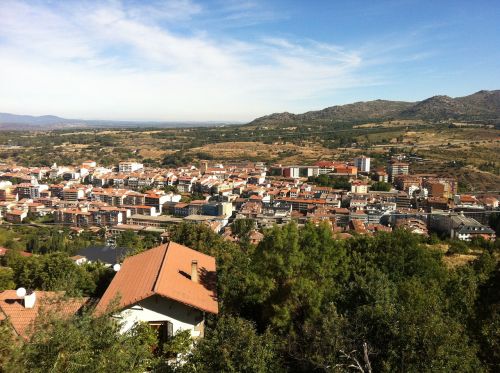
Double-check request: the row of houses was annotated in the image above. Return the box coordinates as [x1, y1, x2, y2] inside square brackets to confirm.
[1, 157, 497, 241]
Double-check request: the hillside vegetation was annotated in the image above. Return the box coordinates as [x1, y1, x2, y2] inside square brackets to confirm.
[250, 90, 500, 126]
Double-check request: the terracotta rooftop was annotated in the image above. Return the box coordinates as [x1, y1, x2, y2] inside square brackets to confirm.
[0, 247, 32, 257]
[95, 242, 218, 315]
[460, 195, 477, 203]
[0, 290, 89, 339]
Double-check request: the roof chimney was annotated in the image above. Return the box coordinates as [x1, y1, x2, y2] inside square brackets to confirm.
[191, 260, 199, 283]
[24, 290, 36, 309]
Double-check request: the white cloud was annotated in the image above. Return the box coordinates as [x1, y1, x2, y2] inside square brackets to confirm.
[0, 0, 377, 121]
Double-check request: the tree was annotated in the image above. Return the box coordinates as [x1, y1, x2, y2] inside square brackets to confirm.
[288, 304, 373, 372]
[17, 309, 157, 373]
[26, 235, 40, 253]
[231, 218, 256, 244]
[308, 175, 351, 189]
[448, 240, 470, 255]
[0, 320, 21, 372]
[6, 253, 96, 296]
[370, 181, 391, 192]
[116, 230, 144, 255]
[246, 222, 349, 330]
[0, 267, 15, 291]
[186, 316, 282, 373]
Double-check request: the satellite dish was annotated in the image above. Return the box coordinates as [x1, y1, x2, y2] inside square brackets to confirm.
[113, 264, 121, 272]
[16, 287, 27, 298]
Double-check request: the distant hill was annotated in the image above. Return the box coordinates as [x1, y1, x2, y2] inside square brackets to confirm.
[249, 90, 500, 125]
[0, 112, 239, 130]
[0, 113, 74, 127]
[2, 90, 499, 130]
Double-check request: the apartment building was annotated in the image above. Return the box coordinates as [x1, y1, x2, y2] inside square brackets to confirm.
[16, 183, 48, 199]
[118, 162, 144, 173]
[387, 161, 409, 182]
[354, 156, 371, 173]
[429, 212, 495, 241]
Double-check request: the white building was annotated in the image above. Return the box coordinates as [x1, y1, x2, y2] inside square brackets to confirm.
[119, 162, 144, 173]
[429, 212, 495, 241]
[95, 242, 218, 340]
[351, 181, 369, 194]
[354, 156, 371, 173]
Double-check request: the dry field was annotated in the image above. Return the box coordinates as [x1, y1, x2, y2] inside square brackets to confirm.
[1, 124, 498, 191]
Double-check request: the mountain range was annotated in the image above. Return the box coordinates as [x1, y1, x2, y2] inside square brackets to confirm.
[0, 113, 237, 130]
[249, 90, 500, 126]
[1, 90, 499, 130]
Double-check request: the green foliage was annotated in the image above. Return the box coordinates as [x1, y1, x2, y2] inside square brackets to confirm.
[213, 224, 493, 372]
[168, 222, 225, 256]
[5, 252, 97, 296]
[246, 222, 349, 330]
[287, 304, 370, 372]
[116, 230, 160, 257]
[12, 310, 157, 373]
[163, 185, 178, 193]
[162, 151, 195, 167]
[231, 218, 255, 246]
[0, 267, 15, 291]
[307, 175, 351, 189]
[116, 230, 144, 253]
[186, 316, 282, 373]
[0, 320, 22, 373]
[0, 226, 100, 256]
[370, 181, 392, 191]
[0, 221, 498, 372]
[448, 239, 470, 255]
[474, 257, 500, 368]
[180, 192, 205, 203]
[162, 329, 192, 358]
[83, 261, 116, 298]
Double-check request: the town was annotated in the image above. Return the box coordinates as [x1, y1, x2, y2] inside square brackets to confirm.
[0, 156, 497, 244]
[1, 0, 499, 370]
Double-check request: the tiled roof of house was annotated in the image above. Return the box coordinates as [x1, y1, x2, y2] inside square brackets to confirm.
[95, 242, 218, 315]
[0, 247, 32, 257]
[0, 290, 89, 339]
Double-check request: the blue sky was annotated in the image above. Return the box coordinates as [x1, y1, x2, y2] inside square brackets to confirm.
[0, 0, 499, 121]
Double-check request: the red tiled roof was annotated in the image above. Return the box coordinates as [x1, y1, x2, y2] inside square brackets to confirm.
[0, 248, 32, 257]
[314, 161, 336, 167]
[95, 242, 218, 315]
[0, 290, 88, 339]
[460, 195, 476, 203]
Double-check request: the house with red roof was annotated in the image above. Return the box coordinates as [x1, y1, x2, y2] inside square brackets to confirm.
[0, 290, 89, 339]
[95, 241, 218, 341]
[0, 247, 33, 257]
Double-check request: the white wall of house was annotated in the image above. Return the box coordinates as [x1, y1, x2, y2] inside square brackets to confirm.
[117, 295, 204, 337]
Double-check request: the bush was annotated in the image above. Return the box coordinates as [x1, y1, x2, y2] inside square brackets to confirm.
[447, 240, 470, 255]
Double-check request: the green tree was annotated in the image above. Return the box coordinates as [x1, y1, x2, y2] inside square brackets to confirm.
[186, 316, 282, 373]
[26, 235, 40, 253]
[18, 309, 157, 373]
[0, 320, 22, 372]
[370, 181, 392, 191]
[7, 253, 96, 296]
[0, 267, 15, 291]
[246, 222, 349, 330]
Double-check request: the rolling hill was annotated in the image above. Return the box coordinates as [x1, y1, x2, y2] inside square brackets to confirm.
[0, 113, 237, 130]
[250, 90, 500, 125]
[2, 90, 499, 130]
